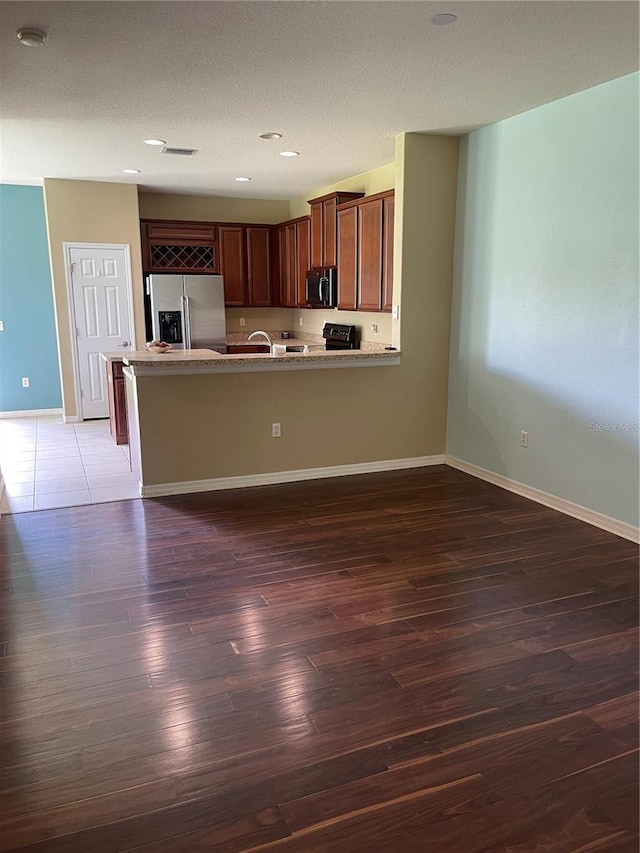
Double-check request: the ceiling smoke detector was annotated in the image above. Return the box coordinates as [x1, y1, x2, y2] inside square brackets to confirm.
[161, 147, 197, 156]
[16, 28, 47, 47]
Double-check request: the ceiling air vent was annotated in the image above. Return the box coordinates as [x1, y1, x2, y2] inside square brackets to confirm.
[161, 147, 198, 156]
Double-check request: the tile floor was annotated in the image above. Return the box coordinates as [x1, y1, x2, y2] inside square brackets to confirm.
[0, 415, 140, 514]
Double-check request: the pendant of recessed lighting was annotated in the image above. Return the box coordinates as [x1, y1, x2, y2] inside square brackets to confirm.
[16, 28, 47, 47]
[432, 13, 457, 25]
[259, 132, 283, 140]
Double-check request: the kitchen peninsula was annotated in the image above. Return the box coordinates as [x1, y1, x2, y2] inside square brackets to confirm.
[116, 343, 402, 499]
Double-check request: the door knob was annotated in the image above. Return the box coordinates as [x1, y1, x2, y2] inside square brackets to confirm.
[118, 341, 130, 347]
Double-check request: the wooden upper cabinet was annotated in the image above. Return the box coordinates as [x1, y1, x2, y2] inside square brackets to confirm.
[382, 195, 394, 313]
[308, 192, 364, 269]
[277, 223, 298, 308]
[335, 189, 394, 313]
[310, 203, 323, 269]
[145, 222, 217, 242]
[218, 226, 246, 306]
[358, 198, 383, 312]
[274, 216, 310, 308]
[296, 218, 311, 306]
[322, 197, 338, 268]
[246, 227, 272, 306]
[337, 206, 358, 311]
[141, 220, 218, 273]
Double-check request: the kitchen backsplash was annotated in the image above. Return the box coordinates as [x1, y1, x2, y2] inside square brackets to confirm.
[225, 307, 392, 345]
[225, 308, 294, 333]
[293, 308, 392, 344]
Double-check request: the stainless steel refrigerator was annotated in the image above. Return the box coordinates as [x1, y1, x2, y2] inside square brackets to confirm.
[145, 274, 227, 352]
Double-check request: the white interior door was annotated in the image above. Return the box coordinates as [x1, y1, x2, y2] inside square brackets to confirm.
[69, 245, 133, 419]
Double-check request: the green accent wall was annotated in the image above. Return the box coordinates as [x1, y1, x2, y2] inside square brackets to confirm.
[0, 185, 61, 412]
[447, 73, 639, 527]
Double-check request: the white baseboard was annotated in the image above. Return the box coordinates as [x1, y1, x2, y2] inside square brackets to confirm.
[63, 416, 81, 423]
[0, 408, 62, 419]
[141, 455, 446, 498]
[446, 455, 639, 544]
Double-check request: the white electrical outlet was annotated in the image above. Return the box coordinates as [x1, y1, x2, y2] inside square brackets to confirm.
[392, 304, 400, 320]
[22, 377, 30, 387]
[520, 430, 529, 447]
[299, 317, 303, 327]
[239, 317, 245, 327]
[371, 324, 378, 335]
[272, 423, 281, 438]
[0, 320, 4, 331]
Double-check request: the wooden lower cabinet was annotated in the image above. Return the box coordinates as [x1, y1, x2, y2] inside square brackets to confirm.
[106, 360, 128, 446]
[227, 344, 270, 354]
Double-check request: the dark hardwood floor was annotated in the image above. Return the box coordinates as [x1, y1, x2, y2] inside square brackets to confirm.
[0, 465, 637, 852]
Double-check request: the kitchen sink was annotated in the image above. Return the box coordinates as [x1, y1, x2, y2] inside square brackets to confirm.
[285, 346, 305, 352]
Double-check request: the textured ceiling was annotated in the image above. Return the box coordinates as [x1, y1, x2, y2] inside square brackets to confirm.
[0, 1, 638, 199]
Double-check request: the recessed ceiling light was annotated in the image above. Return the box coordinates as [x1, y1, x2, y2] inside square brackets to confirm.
[234, 177, 251, 182]
[432, 13, 457, 25]
[144, 138, 166, 146]
[16, 28, 47, 47]
[259, 132, 283, 140]
[122, 169, 140, 175]
[280, 151, 299, 157]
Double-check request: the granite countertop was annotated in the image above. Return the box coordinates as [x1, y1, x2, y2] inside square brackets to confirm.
[121, 347, 399, 368]
[103, 333, 399, 373]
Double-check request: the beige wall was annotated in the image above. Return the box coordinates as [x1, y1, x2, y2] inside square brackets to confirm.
[289, 161, 395, 219]
[43, 179, 145, 418]
[394, 132, 459, 452]
[133, 135, 459, 486]
[138, 192, 290, 224]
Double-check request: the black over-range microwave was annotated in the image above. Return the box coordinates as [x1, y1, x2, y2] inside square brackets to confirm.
[305, 267, 337, 307]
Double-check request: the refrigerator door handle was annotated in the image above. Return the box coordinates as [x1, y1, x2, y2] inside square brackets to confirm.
[182, 294, 191, 348]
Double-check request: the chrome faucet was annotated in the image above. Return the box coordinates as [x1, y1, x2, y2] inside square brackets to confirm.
[248, 330, 272, 347]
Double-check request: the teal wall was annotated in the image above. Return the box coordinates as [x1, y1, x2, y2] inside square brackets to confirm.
[447, 73, 639, 528]
[0, 185, 61, 413]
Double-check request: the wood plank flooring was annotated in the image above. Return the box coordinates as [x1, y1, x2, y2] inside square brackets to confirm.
[0, 465, 637, 852]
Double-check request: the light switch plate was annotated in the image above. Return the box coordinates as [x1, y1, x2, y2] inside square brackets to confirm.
[392, 304, 400, 320]
[0, 320, 4, 331]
